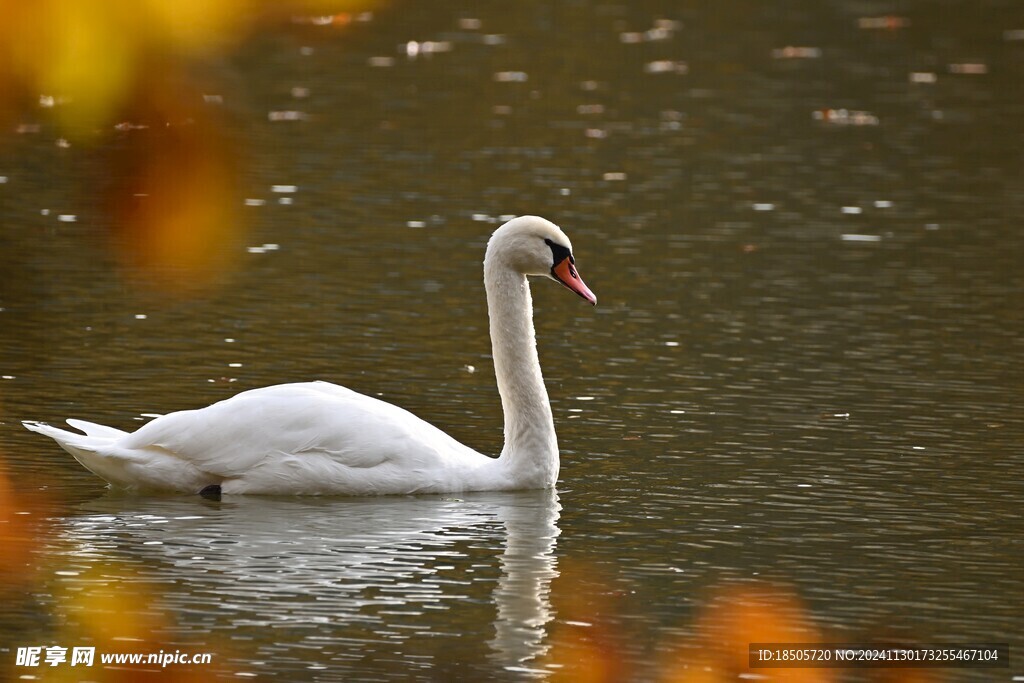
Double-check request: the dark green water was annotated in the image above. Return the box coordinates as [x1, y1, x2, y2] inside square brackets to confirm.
[1, 1, 1022, 680]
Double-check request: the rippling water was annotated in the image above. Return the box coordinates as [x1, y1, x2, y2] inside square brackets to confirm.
[52, 491, 560, 679]
[1, 1, 1022, 680]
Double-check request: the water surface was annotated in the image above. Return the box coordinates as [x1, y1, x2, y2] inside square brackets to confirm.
[1, 1, 1022, 680]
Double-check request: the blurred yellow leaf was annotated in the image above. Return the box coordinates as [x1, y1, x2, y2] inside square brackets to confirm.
[144, 0, 251, 54]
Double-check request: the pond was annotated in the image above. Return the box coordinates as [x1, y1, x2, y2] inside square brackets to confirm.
[1, 1, 1022, 681]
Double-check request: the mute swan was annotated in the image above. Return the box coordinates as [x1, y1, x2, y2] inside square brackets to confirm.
[24, 216, 596, 495]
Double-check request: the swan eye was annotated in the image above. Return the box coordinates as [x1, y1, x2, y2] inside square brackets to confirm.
[544, 238, 573, 266]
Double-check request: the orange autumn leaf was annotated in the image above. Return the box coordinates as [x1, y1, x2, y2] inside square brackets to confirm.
[662, 583, 833, 683]
[103, 76, 241, 292]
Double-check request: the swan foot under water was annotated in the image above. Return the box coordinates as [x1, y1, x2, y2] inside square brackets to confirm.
[23, 216, 597, 496]
[199, 484, 222, 499]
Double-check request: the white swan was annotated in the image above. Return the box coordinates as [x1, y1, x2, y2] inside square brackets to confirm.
[24, 216, 596, 495]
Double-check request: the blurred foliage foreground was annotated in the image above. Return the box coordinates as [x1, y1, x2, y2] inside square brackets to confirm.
[0, 0, 380, 293]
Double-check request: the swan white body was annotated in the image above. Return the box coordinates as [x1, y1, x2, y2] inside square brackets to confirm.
[24, 216, 597, 495]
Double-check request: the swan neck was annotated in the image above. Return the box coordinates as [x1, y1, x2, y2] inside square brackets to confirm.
[484, 260, 558, 488]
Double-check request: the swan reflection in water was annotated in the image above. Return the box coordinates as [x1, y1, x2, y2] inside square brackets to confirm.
[58, 489, 560, 676]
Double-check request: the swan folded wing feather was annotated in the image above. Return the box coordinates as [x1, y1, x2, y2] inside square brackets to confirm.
[66, 419, 129, 439]
[115, 382, 485, 492]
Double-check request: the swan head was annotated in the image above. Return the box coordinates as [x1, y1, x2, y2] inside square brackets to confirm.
[486, 215, 597, 305]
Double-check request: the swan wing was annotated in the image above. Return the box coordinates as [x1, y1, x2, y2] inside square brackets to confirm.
[117, 381, 487, 494]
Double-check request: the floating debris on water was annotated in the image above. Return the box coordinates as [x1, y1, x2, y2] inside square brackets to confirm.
[771, 46, 822, 59]
[910, 72, 937, 83]
[753, 203, 775, 211]
[368, 56, 395, 67]
[841, 234, 881, 242]
[644, 61, 689, 75]
[57, 214, 76, 222]
[841, 206, 862, 214]
[857, 16, 910, 29]
[1004, 29, 1024, 41]
[458, 18, 482, 30]
[874, 200, 893, 208]
[948, 63, 988, 75]
[244, 198, 265, 206]
[247, 243, 280, 254]
[268, 111, 308, 121]
[294, 15, 338, 26]
[494, 71, 528, 82]
[291, 87, 309, 99]
[813, 108, 879, 126]
[272, 185, 297, 193]
[603, 172, 626, 181]
[292, 13, 371, 27]
[407, 220, 426, 228]
[660, 109, 685, 130]
[404, 40, 453, 58]
[577, 104, 605, 115]
[619, 19, 681, 44]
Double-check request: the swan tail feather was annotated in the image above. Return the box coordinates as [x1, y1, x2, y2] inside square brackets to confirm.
[66, 419, 128, 439]
[24, 420, 209, 492]
[23, 420, 137, 488]
[22, 420, 92, 445]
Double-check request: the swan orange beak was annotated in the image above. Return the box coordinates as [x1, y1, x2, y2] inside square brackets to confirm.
[552, 257, 597, 305]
